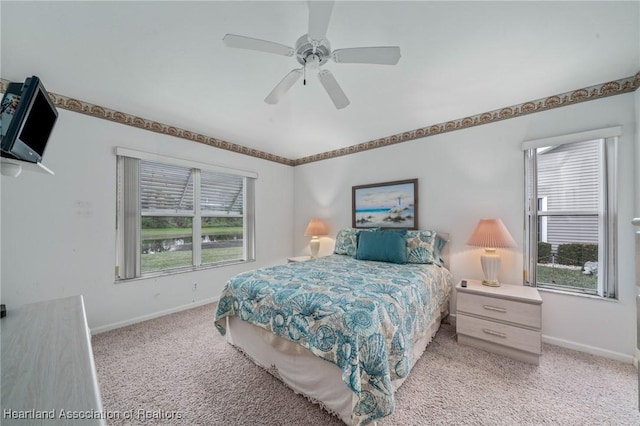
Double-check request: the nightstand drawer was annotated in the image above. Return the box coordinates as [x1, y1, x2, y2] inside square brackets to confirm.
[457, 292, 541, 328]
[457, 314, 541, 354]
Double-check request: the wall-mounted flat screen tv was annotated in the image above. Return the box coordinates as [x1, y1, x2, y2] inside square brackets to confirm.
[0, 76, 58, 163]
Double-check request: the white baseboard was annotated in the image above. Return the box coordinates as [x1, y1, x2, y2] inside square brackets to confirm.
[91, 296, 219, 335]
[542, 334, 634, 365]
[635, 348, 640, 369]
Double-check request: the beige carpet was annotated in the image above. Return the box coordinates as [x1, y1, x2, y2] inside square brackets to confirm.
[92, 303, 640, 425]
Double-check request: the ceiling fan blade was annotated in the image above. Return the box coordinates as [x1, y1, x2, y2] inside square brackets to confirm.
[332, 46, 401, 65]
[223, 34, 294, 57]
[264, 69, 303, 104]
[307, 0, 334, 41]
[318, 69, 350, 109]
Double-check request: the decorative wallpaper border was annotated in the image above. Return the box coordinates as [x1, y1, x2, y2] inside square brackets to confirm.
[2, 71, 639, 167]
[0, 78, 294, 167]
[293, 71, 640, 166]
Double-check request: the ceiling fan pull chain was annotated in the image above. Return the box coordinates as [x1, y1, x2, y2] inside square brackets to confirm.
[303, 62, 307, 85]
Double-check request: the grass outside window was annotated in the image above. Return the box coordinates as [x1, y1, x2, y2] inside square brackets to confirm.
[141, 247, 243, 273]
[536, 264, 597, 291]
[141, 224, 244, 273]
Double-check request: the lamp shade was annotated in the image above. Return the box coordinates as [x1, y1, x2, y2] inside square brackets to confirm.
[466, 218, 516, 249]
[304, 218, 328, 237]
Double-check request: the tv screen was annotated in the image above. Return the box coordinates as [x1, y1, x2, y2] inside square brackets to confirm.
[0, 76, 58, 163]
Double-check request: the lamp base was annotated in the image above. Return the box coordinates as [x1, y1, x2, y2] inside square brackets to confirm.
[480, 249, 501, 287]
[310, 237, 320, 258]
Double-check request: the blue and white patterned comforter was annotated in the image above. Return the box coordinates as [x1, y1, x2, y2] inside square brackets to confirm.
[214, 254, 453, 425]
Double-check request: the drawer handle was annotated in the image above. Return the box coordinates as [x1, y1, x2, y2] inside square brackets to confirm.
[482, 328, 507, 338]
[483, 305, 507, 313]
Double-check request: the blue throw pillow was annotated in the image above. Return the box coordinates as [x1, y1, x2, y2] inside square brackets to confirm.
[355, 230, 408, 264]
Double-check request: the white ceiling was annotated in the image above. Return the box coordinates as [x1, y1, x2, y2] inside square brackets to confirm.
[2, 1, 639, 160]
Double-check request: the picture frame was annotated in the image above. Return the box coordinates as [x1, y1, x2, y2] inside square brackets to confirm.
[352, 179, 418, 229]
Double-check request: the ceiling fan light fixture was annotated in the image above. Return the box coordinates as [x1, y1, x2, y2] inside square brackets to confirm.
[305, 54, 321, 70]
[296, 35, 331, 67]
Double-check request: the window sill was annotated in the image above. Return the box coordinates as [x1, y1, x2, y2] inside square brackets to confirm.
[114, 259, 254, 284]
[536, 286, 618, 302]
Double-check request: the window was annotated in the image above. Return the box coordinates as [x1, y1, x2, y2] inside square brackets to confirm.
[523, 127, 619, 298]
[116, 148, 256, 280]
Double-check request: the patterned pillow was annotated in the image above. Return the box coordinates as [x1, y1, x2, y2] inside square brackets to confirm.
[334, 228, 378, 256]
[334, 228, 358, 256]
[405, 230, 447, 266]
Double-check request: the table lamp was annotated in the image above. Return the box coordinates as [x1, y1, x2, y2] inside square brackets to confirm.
[466, 218, 516, 287]
[304, 218, 328, 258]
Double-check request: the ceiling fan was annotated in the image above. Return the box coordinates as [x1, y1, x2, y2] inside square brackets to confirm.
[222, 1, 401, 109]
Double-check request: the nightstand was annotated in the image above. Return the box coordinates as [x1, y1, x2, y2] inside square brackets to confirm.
[456, 279, 542, 365]
[287, 256, 312, 263]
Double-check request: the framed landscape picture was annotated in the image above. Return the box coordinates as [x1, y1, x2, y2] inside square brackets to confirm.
[352, 179, 418, 229]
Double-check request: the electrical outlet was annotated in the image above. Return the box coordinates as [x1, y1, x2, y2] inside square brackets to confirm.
[192, 282, 198, 291]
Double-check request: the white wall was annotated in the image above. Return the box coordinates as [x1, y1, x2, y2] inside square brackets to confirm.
[294, 93, 637, 361]
[1, 110, 294, 331]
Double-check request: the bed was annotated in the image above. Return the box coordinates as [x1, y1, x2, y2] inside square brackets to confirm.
[214, 229, 452, 425]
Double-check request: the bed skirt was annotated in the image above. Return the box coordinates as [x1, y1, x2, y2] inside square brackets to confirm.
[226, 299, 449, 425]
